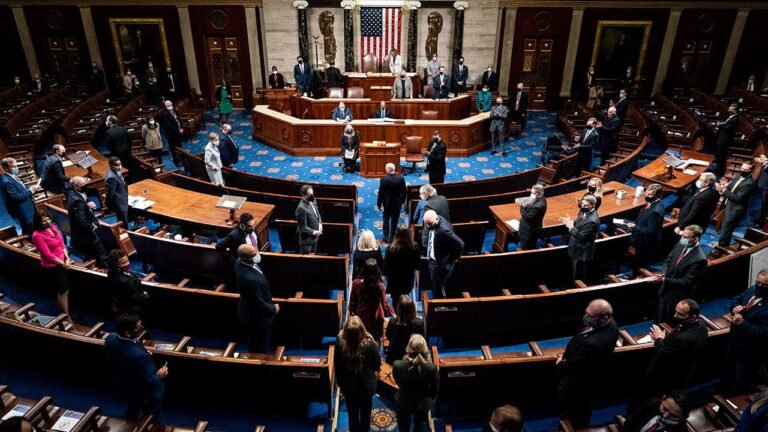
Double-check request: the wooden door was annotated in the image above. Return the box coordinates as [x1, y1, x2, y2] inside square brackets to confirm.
[519, 38, 554, 110]
[206, 36, 244, 108]
[46, 37, 83, 83]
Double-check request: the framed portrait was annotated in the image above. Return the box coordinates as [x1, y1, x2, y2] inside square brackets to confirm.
[109, 18, 171, 76]
[590, 20, 652, 82]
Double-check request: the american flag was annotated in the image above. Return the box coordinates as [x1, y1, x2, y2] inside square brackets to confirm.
[360, 7, 401, 69]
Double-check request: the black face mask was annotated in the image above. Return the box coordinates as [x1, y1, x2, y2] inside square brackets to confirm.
[741, 170, 752, 177]
[41, 222, 51, 228]
[644, 195, 656, 203]
[306, 195, 315, 202]
[587, 185, 596, 193]
[242, 225, 255, 234]
[756, 283, 768, 297]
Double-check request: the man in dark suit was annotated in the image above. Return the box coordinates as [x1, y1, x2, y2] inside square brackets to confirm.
[370, 101, 393, 120]
[481, 405, 523, 432]
[216, 212, 259, 260]
[715, 161, 755, 248]
[675, 172, 718, 234]
[88, 63, 106, 95]
[574, 65, 595, 102]
[331, 101, 352, 122]
[377, 163, 406, 243]
[654, 225, 708, 323]
[622, 393, 692, 432]
[481, 64, 499, 92]
[104, 115, 133, 179]
[294, 56, 312, 95]
[611, 88, 629, 123]
[510, 82, 529, 130]
[420, 184, 450, 223]
[423, 210, 464, 298]
[713, 104, 739, 176]
[295, 185, 322, 254]
[628, 184, 665, 276]
[556, 299, 619, 428]
[426, 131, 447, 184]
[67, 176, 107, 268]
[518, 185, 547, 250]
[40, 144, 70, 195]
[751, 154, 768, 228]
[563, 195, 600, 284]
[161, 67, 181, 102]
[158, 100, 184, 167]
[218, 124, 240, 168]
[268, 66, 285, 89]
[451, 57, 469, 94]
[645, 299, 708, 397]
[105, 157, 129, 228]
[236, 244, 278, 353]
[721, 269, 768, 395]
[576, 118, 599, 172]
[0, 157, 41, 235]
[105, 313, 168, 421]
[432, 66, 450, 99]
[597, 106, 621, 166]
[324, 62, 344, 88]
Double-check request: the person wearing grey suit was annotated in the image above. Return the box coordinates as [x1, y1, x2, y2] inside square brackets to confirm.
[296, 185, 323, 254]
[489, 97, 508, 155]
[426, 55, 441, 80]
[392, 72, 413, 99]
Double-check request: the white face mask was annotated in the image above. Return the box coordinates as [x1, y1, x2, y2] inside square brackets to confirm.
[272, 70, 277, 75]
[530, 193, 537, 200]
[488, 68, 492, 72]
[253, 253, 262, 264]
[149, 120, 155, 126]
[695, 180, 703, 189]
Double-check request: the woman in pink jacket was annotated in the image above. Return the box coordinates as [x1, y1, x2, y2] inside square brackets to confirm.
[30, 211, 73, 318]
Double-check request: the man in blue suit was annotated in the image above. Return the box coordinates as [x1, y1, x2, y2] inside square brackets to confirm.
[1, 157, 41, 235]
[432, 66, 450, 99]
[218, 124, 240, 168]
[331, 101, 352, 122]
[722, 269, 768, 395]
[293, 56, 312, 95]
[105, 313, 168, 421]
[627, 183, 665, 277]
[105, 157, 129, 228]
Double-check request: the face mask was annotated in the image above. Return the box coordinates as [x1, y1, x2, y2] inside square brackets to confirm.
[645, 195, 656, 203]
[589, 71, 594, 75]
[148, 64, 153, 69]
[41, 221, 51, 228]
[587, 185, 596, 193]
[149, 120, 155, 126]
[620, 93, 626, 98]
[659, 417, 681, 426]
[243, 225, 255, 234]
[298, 60, 303, 64]
[529, 193, 537, 201]
[488, 68, 492, 72]
[679, 238, 689, 247]
[432, 58, 437, 62]
[112, 166, 122, 173]
[459, 61, 463, 65]
[253, 253, 262, 264]
[166, 70, 172, 74]
[166, 106, 173, 111]
[695, 180, 703, 189]
[580, 204, 591, 212]
[14, 79, 20, 85]
[10, 167, 19, 176]
[587, 124, 594, 129]
[741, 169, 752, 176]
[306, 195, 315, 202]
[482, 88, 488, 92]
[273, 70, 277, 75]
[582, 314, 594, 327]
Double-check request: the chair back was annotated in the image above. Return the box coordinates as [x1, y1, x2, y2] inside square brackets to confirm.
[346, 87, 364, 98]
[421, 110, 438, 120]
[362, 53, 379, 73]
[405, 136, 423, 154]
[423, 86, 435, 99]
[327, 87, 344, 99]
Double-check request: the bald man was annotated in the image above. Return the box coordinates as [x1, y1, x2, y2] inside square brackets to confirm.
[556, 299, 619, 428]
[377, 163, 406, 243]
[67, 176, 107, 268]
[236, 244, 278, 353]
[423, 209, 464, 298]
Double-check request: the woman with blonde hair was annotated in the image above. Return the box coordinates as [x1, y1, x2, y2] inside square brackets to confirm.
[334, 316, 381, 432]
[393, 334, 439, 432]
[583, 177, 603, 210]
[352, 229, 383, 278]
[204, 132, 224, 186]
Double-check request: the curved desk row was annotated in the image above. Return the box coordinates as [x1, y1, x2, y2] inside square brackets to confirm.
[252, 105, 491, 157]
[290, 94, 472, 120]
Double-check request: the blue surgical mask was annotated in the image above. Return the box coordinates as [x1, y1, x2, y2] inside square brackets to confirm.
[679, 238, 689, 247]
[10, 167, 19, 176]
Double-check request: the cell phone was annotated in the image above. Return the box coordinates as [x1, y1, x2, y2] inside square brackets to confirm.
[163, 361, 168, 368]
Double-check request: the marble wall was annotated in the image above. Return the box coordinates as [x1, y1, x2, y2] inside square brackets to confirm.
[462, 0, 501, 87]
[308, 7, 345, 70]
[262, 0, 301, 83]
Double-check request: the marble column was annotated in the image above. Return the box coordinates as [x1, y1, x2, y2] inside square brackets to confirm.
[294, 1, 310, 61]
[497, 7, 517, 96]
[559, 8, 584, 98]
[177, 6, 201, 95]
[715, 8, 750, 94]
[245, 6, 264, 88]
[11, 6, 40, 76]
[652, 8, 682, 95]
[406, 2, 421, 72]
[451, 2, 468, 63]
[341, 0, 354, 71]
[78, 7, 103, 68]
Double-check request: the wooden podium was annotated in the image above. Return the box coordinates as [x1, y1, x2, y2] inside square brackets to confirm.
[360, 142, 401, 178]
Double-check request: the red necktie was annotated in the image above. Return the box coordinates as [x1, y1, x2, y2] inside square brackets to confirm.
[675, 248, 687, 267]
[746, 295, 757, 310]
[273, 75, 277, 86]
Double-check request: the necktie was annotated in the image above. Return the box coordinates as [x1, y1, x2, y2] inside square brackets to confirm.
[746, 295, 758, 310]
[578, 326, 593, 335]
[300, 64, 304, 74]
[428, 230, 436, 260]
[249, 232, 259, 252]
[381, 110, 385, 119]
[584, 129, 591, 140]
[675, 247, 689, 267]
[273, 75, 277, 86]
[748, 82, 754, 92]
[642, 418, 662, 432]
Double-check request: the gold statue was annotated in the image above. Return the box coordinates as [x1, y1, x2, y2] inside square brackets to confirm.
[425, 12, 443, 60]
[319, 11, 337, 64]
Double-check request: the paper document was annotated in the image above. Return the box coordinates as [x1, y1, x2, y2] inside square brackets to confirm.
[683, 169, 698, 175]
[613, 218, 630, 225]
[221, 200, 238, 209]
[506, 219, 520, 231]
[299, 357, 321, 363]
[685, 158, 710, 167]
[153, 343, 175, 350]
[62, 160, 74, 168]
[51, 410, 84, 432]
[128, 196, 155, 210]
[636, 334, 653, 344]
[344, 149, 355, 159]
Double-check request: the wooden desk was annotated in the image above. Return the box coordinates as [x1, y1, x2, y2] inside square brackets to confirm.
[360, 142, 401, 178]
[289, 95, 471, 120]
[343, 73, 421, 100]
[489, 181, 645, 252]
[63, 144, 128, 192]
[127, 179, 274, 250]
[632, 150, 714, 192]
[252, 105, 490, 157]
[253, 87, 298, 114]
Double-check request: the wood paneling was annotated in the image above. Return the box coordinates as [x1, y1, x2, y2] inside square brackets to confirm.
[507, 8, 572, 110]
[189, 6, 254, 109]
[0, 6, 29, 84]
[573, 8, 669, 96]
[90, 5, 188, 95]
[668, 9, 735, 94]
[729, 9, 768, 90]
[23, 5, 89, 83]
